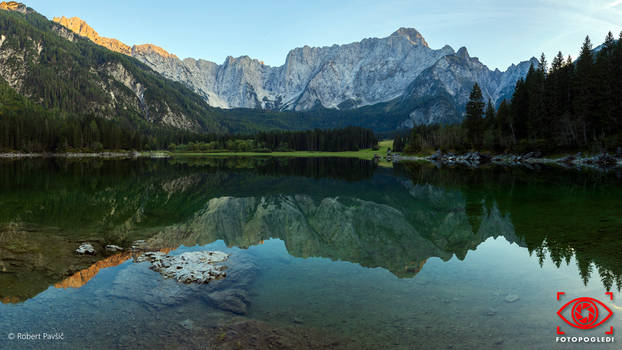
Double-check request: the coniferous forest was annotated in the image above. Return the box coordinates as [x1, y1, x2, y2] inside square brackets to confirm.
[170, 127, 378, 153]
[403, 32, 622, 154]
[0, 75, 377, 153]
[0, 79, 215, 152]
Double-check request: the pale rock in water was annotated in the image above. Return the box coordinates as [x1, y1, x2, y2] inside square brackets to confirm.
[109, 251, 257, 313]
[130, 240, 147, 250]
[136, 251, 229, 284]
[75, 243, 96, 255]
[105, 245, 123, 252]
[504, 294, 520, 303]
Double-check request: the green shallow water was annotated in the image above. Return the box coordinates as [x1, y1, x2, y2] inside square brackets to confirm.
[0, 157, 621, 349]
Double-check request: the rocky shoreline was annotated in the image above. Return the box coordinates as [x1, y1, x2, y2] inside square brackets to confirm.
[0, 151, 170, 158]
[391, 151, 622, 169]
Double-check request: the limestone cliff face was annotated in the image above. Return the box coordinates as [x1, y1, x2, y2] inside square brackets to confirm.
[81, 25, 453, 111]
[0, 1, 29, 14]
[52, 15, 535, 127]
[129, 29, 456, 111]
[52, 16, 131, 55]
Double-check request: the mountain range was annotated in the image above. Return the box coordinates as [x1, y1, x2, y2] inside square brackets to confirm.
[0, 2, 538, 135]
[53, 15, 538, 127]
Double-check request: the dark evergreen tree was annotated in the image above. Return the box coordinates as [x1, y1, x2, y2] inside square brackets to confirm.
[595, 32, 617, 142]
[551, 51, 564, 72]
[527, 57, 548, 142]
[495, 100, 513, 150]
[482, 99, 496, 149]
[574, 36, 595, 146]
[538, 53, 548, 74]
[510, 77, 529, 141]
[464, 84, 485, 148]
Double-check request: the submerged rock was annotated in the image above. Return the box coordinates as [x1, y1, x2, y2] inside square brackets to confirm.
[200, 253, 258, 315]
[178, 319, 194, 331]
[504, 294, 520, 303]
[75, 243, 96, 255]
[109, 250, 257, 311]
[205, 288, 250, 315]
[485, 307, 497, 316]
[130, 240, 147, 250]
[105, 245, 123, 252]
[109, 264, 195, 307]
[136, 251, 229, 284]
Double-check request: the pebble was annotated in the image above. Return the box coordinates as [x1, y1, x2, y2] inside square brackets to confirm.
[75, 243, 96, 255]
[118, 335, 135, 346]
[178, 319, 194, 331]
[504, 294, 520, 303]
[485, 307, 497, 316]
[105, 245, 123, 252]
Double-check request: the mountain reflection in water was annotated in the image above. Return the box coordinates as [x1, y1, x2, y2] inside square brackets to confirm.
[0, 157, 621, 305]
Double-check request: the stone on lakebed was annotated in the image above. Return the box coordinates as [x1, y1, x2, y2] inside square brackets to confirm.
[75, 243, 96, 255]
[105, 244, 123, 252]
[136, 251, 229, 284]
[504, 294, 520, 303]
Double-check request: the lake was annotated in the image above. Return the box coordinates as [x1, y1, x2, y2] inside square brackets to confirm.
[0, 157, 621, 349]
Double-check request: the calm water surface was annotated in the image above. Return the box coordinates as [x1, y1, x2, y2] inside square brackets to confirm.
[0, 157, 621, 349]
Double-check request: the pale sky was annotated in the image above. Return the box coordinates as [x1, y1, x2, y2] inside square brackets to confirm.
[24, 0, 622, 71]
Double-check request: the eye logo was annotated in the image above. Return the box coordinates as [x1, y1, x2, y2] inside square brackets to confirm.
[557, 297, 613, 330]
[556, 292, 615, 336]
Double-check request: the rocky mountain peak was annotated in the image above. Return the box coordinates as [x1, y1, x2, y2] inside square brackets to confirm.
[131, 44, 177, 59]
[391, 27, 429, 47]
[440, 44, 455, 54]
[52, 16, 131, 55]
[0, 1, 28, 13]
[456, 47, 470, 59]
[53, 16, 96, 39]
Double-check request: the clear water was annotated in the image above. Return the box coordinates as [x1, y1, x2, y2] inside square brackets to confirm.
[0, 158, 621, 349]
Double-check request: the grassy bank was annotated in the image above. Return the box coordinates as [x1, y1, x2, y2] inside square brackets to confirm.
[1, 141, 396, 166]
[168, 140, 394, 165]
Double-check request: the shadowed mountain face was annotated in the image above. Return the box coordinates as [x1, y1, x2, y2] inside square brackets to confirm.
[1, 158, 621, 303]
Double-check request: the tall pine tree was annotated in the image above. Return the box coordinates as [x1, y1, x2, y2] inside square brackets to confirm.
[574, 36, 595, 145]
[464, 83, 485, 149]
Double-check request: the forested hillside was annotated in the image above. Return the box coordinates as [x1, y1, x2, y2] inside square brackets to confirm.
[0, 8, 230, 132]
[400, 32, 622, 154]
